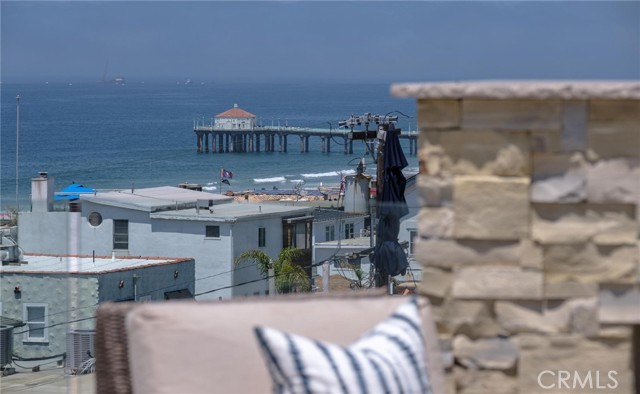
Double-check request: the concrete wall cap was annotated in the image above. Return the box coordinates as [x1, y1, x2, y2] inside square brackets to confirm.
[391, 80, 640, 100]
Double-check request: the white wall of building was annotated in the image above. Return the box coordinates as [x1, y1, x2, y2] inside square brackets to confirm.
[214, 117, 255, 130]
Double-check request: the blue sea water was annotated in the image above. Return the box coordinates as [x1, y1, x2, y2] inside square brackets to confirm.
[1, 81, 418, 211]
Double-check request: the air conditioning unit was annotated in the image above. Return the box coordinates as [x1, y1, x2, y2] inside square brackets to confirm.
[66, 330, 95, 374]
[0, 325, 14, 367]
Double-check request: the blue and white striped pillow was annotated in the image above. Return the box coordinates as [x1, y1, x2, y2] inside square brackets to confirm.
[254, 297, 432, 394]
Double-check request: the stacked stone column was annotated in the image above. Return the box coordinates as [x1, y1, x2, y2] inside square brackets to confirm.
[393, 82, 639, 394]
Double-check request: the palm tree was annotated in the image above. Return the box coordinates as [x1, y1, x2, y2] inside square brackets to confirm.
[235, 248, 311, 294]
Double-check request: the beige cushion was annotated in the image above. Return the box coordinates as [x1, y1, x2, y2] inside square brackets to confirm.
[126, 293, 444, 394]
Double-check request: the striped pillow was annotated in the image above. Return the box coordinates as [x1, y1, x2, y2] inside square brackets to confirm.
[254, 297, 432, 394]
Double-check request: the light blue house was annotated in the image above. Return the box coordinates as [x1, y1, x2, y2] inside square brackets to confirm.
[0, 254, 195, 360]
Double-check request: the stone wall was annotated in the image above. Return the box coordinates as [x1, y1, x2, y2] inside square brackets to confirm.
[393, 82, 640, 394]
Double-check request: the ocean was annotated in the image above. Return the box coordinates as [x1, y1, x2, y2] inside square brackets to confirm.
[0, 81, 418, 211]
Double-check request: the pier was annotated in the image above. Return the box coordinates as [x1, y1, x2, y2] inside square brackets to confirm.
[193, 124, 419, 155]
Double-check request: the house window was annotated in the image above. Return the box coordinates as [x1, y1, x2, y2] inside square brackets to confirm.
[23, 303, 48, 342]
[344, 223, 354, 239]
[283, 220, 312, 249]
[409, 230, 417, 255]
[113, 220, 129, 250]
[206, 225, 220, 238]
[325, 225, 335, 241]
[258, 227, 266, 247]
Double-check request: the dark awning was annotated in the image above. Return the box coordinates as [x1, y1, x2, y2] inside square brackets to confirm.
[164, 289, 194, 300]
[0, 316, 26, 328]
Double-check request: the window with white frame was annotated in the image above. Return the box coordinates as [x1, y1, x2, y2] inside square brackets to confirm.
[344, 222, 354, 239]
[258, 227, 266, 247]
[325, 225, 335, 241]
[23, 303, 48, 342]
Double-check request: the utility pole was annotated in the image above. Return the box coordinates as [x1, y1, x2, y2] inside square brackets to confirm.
[339, 113, 400, 288]
[16, 95, 21, 211]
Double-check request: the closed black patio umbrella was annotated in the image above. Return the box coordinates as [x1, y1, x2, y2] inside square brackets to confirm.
[372, 123, 410, 284]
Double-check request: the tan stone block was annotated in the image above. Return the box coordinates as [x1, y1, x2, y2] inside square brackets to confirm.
[453, 176, 530, 240]
[597, 325, 633, 340]
[598, 283, 640, 324]
[452, 266, 543, 300]
[453, 335, 519, 371]
[544, 282, 598, 299]
[418, 207, 454, 239]
[418, 99, 461, 130]
[415, 238, 521, 270]
[589, 99, 640, 122]
[441, 300, 501, 338]
[423, 131, 530, 177]
[587, 158, 640, 204]
[462, 99, 562, 130]
[417, 175, 452, 207]
[532, 203, 637, 245]
[518, 334, 633, 394]
[454, 367, 518, 394]
[543, 243, 638, 284]
[588, 120, 640, 159]
[520, 239, 543, 270]
[531, 130, 563, 153]
[531, 153, 587, 203]
[418, 267, 453, 298]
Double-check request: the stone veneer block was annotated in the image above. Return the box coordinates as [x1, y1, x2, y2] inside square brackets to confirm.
[520, 239, 543, 270]
[588, 119, 640, 159]
[418, 267, 453, 298]
[417, 207, 454, 239]
[531, 130, 564, 154]
[453, 176, 530, 240]
[415, 238, 521, 269]
[561, 101, 588, 151]
[587, 158, 640, 204]
[543, 243, 638, 284]
[587, 100, 640, 160]
[544, 282, 598, 299]
[589, 99, 640, 122]
[453, 367, 518, 394]
[462, 99, 562, 130]
[423, 131, 530, 177]
[453, 335, 519, 371]
[418, 99, 460, 130]
[452, 266, 543, 300]
[531, 203, 637, 245]
[417, 175, 452, 207]
[598, 284, 640, 324]
[440, 300, 500, 338]
[531, 153, 587, 203]
[518, 334, 633, 394]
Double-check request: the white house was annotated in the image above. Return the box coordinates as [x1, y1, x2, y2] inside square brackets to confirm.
[313, 174, 422, 289]
[0, 254, 195, 360]
[18, 173, 315, 300]
[214, 104, 257, 130]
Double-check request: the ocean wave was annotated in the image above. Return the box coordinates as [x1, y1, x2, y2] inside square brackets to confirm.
[301, 170, 355, 178]
[288, 179, 304, 184]
[254, 176, 287, 183]
[202, 186, 217, 191]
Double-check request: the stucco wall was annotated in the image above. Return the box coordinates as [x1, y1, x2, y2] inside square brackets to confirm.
[17, 212, 77, 254]
[1, 274, 98, 359]
[400, 84, 640, 394]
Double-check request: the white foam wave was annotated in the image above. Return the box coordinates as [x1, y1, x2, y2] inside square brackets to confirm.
[254, 176, 287, 183]
[202, 186, 217, 191]
[301, 169, 355, 178]
[289, 179, 303, 184]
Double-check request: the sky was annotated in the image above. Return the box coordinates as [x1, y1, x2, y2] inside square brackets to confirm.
[1, 1, 638, 83]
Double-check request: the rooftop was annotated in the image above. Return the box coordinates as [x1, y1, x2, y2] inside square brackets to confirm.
[150, 202, 314, 222]
[215, 105, 256, 118]
[391, 80, 640, 100]
[80, 186, 232, 212]
[312, 208, 369, 223]
[0, 254, 192, 275]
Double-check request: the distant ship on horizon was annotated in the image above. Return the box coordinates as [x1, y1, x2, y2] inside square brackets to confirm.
[100, 60, 125, 85]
